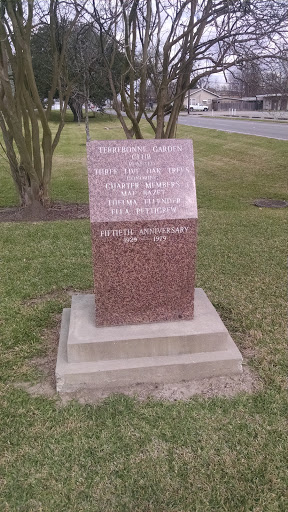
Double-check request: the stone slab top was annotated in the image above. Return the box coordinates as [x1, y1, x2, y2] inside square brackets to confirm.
[87, 139, 197, 223]
[67, 289, 228, 345]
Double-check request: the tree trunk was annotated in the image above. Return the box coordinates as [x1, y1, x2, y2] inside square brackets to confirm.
[155, 93, 167, 139]
[17, 166, 42, 207]
[83, 70, 90, 142]
[165, 94, 185, 139]
[69, 102, 79, 122]
[84, 100, 91, 142]
[68, 98, 83, 123]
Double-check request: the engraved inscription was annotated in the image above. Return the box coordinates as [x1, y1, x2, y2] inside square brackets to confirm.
[136, 206, 177, 215]
[154, 236, 166, 242]
[108, 199, 138, 206]
[88, 140, 196, 222]
[103, 167, 185, 216]
[100, 228, 134, 237]
[95, 168, 117, 176]
[124, 237, 138, 243]
[99, 225, 190, 243]
[98, 144, 183, 154]
[105, 182, 139, 190]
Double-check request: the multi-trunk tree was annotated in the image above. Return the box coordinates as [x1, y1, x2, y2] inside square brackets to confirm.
[0, 0, 83, 206]
[88, 0, 288, 139]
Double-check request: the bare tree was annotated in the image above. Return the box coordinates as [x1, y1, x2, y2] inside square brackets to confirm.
[0, 0, 84, 207]
[226, 44, 288, 99]
[85, 0, 288, 139]
[263, 58, 288, 103]
[226, 61, 264, 96]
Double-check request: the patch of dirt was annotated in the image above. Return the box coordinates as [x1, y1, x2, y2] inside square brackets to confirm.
[0, 201, 89, 223]
[253, 198, 288, 208]
[20, 287, 93, 307]
[16, 365, 262, 406]
[31, 313, 62, 392]
[14, 311, 263, 405]
[58, 366, 262, 406]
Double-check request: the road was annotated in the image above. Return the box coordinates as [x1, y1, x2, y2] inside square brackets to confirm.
[176, 115, 288, 140]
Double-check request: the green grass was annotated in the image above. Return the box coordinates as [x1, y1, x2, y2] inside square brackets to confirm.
[0, 114, 287, 511]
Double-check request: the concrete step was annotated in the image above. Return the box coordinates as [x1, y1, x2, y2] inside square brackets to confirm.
[66, 289, 230, 363]
[56, 290, 243, 393]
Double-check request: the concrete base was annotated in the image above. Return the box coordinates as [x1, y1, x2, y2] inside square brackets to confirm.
[56, 289, 242, 392]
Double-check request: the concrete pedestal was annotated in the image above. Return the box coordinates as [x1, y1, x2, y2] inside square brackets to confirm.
[56, 289, 242, 392]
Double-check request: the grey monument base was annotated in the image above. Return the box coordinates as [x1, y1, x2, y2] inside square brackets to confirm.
[56, 289, 242, 393]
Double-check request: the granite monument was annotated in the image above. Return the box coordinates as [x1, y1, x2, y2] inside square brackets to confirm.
[87, 139, 197, 326]
[56, 138, 242, 392]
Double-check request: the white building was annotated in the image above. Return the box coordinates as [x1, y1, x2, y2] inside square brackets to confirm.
[183, 88, 220, 110]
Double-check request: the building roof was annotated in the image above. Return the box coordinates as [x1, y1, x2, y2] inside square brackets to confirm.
[242, 94, 286, 101]
[185, 88, 220, 98]
[217, 96, 242, 101]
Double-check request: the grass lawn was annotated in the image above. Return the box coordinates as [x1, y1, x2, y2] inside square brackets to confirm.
[0, 113, 287, 511]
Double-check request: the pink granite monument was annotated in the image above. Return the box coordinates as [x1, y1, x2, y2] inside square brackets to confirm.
[55, 138, 243, 393]
[87, 139, 198, 327]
